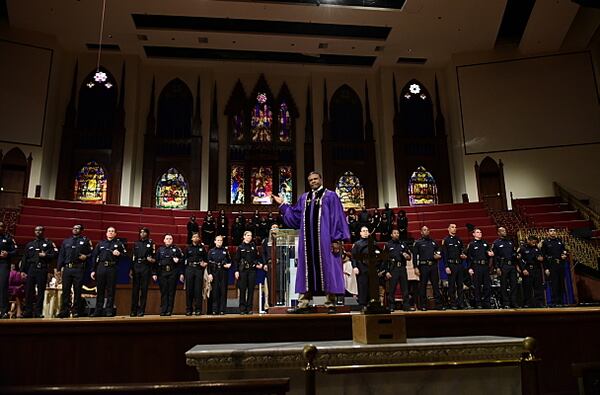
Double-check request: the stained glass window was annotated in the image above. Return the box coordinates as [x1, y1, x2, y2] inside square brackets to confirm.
[278, 166, 293, 204]
[73, 161, 107, 204]
[155, 168, 189, 209]
[279, 102, 291, 143]
[230, 165, 245, 204]
[251, 166, 273, 205]
[233, 112, 244, 142]
[251, 92, 272, 143]
[408, 166, 438, 206]
[335, 171, 365, 210]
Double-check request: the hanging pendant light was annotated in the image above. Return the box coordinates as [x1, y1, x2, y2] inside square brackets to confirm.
[87, 0, 111, 89]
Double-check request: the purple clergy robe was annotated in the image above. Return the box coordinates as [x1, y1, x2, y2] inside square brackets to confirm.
[280, 188, 350, 294]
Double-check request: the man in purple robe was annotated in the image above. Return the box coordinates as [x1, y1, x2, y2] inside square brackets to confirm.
[273, 171, 350, 313]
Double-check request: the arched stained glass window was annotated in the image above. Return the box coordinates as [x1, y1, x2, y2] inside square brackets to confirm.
[251, 93, 272, 142]
[155, 168, 188, 209]
[278, 166, 293, 204]
[279, 102, 291, 143]
[74, 161, 107, 204]
[399, 80, 435, 137]
[335, 171, 365, 210]
[230, 165, 245, 205]
[408, 166, 438, 206]
[251, 166, 273, 205]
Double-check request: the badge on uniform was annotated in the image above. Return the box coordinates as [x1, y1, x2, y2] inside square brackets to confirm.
[43, 243, 47, 247]
[172, 248, 176, 252]
[147, 244, 151, 248]
[80, 241, 84, 245]
[114, 244, 118, 248]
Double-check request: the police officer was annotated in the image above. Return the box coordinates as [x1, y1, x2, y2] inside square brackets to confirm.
[91, 227, 126, 317]
[0, 221, 17, 319]
[382, 229, 413, 311]
[130, 227, 155, 317]
[184, 232, 209, 316]
[492, 227, 518, 309]
[518, 235, 545, 308]
[153, 234, 183, 316]
[351, 226, 372, 310]
[202, 212, 216, 248]
[232, 216, 245, 246]
[234, 231, 262, 315]
[413, 226, 443, 311]
[466, 228, 494, 309]
[57, 224, 93, 318]
[209, 235, 232, 315]
[541, 228, 568, 307]
[21, 226, 58, 318]
[442, 224, 467, 310]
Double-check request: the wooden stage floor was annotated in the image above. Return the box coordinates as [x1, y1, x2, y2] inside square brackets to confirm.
[2, 307, 599, 394]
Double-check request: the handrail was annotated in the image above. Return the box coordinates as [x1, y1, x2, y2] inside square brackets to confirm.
[554, 182, 600, 230]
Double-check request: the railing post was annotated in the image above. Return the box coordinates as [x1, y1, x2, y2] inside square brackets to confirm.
[303, 344, 318, 395]
[521, 337, 541, 395]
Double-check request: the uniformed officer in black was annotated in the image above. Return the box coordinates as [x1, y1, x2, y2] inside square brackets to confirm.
[518, 235, 545, 308]
[541, 228, 568, 306]
[57, 224, 93, 318]
[0, 221, 17, 318]
[234, 231, 262, 315]
[413, 226, 442, 310]
[184, 232, 209, 315]
[21, 226, 58, 318]
[202, 212, 216, 248]
[492, 227, 518, 308]
[153, 233, 183, 316]
[351, 226, 373, 310]
[466, 228, 494, 309]
[91, 227, 126, 317]
[257, 215, 269, 242]
[209, 235, 232, 315]
[130, 227, 155, 317]
[382, 229, 413, 311]
[232, 216, 245, 246]
[442, 224, 467, 310]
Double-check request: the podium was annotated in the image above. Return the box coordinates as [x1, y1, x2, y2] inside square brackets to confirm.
[268, 229, 299, 310]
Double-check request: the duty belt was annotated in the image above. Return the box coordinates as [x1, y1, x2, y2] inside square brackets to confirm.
[162, 264, 172, 272]
[242, 261, 256, 270]
[189, 262, 201, 268]
[35, 262, 48, 269]
[473, 260, 487, 265]
[66, 262, 82, 269]
[447, 259, 461, 264]
[102, 261, 116, 267]
[550, 258, 562, 264]
[418, 260, 434, 266]
[498, 258, 513, 265]
[391, 259, 405, 268]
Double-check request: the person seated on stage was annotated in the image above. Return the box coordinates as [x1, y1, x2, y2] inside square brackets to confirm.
[91, 227, 126, 317]
[208, 235, 231, 315]
[358, 206, 370, 229]
[370, 209, 381, 233]
[232, 216, 245, 246]
[186, 216, 199, 245]
[8, 263, 25, 318]
[383, 202, 394, 225]
[518, 235, 545, 308]
[378, 212, 392, 242]
[234, 231, 263, 315]
[201, 212, 216, 248]
[413, 226, 443, 311]
[183, 232, 210, 316]
[153, 234, 183, 316]
[466, 227, 494, 309]
[347, 209, 361, 243]
[396, 210, 409, 241]
[382, 229, 414, 312]
[257, 215, 269, 243]
[216, 215, 229, 246]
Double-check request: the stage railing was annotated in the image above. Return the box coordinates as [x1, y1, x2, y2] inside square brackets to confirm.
[302, 338, 541, 395]
[0, 378, 290, 395]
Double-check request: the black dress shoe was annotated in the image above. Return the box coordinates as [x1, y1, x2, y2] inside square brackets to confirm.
[185, 311, 192, 316]
[22, 313, 33, 319]
[130, 313, 137, 317]
[72, 312, 80, 318]
[247, 311, 253, 315]
[286, 307, 312, 314]
[160, 312, 167, 316]
[420, 307, 427, 311]
[137, 312, 145, 317]
[34, 314, 44, 319]
[220, 312, 225, 315]
[403, 307, 416, 312]
[327, 306, 337, 314]
[194, 311, 202, 316]
[1, 313, 9, 319]
[165, 312, 172, 316]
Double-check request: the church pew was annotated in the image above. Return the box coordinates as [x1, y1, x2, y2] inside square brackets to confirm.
[519, 203, 569, 214]
[21, 206, 103, 221]
[405, 208, 490, 222]
[533, 220, 593, 230]
[18, 214, 97, 231]
[525, 211, 581, 223]
[406, 216, 494, 231]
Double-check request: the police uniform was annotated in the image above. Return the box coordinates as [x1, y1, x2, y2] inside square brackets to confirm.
[21, 237, 57, 317]
[467, 239, 491, 309]
[131, 238, 155, 316]
[0, 233, 17, 318]
[413, 237, 442, 310]
[57, 235, 93, 318]
[184, 242, 208, 315]
[92, 238, 127, 316]
[541, 237, 568, 306]
[492, 237, 518, 308]
[234, 241, 261, 314]
[208, 245, 231, 314]
[351, 237, 371, 308]
[442, 235, 465, 309]
[518, 245, 545, 308]
[155, 244, 183, 316]
[382, 238, 412, 311]
[202, 218, 216, 247]
[232, 218, 245, 246]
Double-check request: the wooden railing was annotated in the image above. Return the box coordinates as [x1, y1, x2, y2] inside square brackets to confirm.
[0, 378, 290, 395]
[554, 182, 600, 230]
